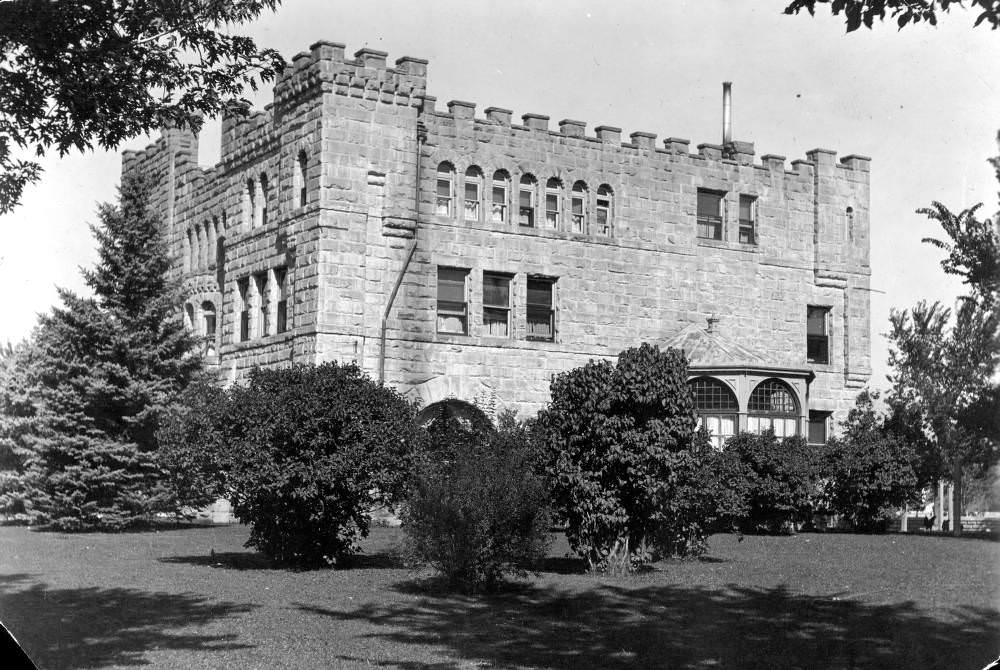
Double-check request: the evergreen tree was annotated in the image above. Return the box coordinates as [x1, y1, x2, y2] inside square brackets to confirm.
[19, 175, 201, 530]
[0, 339, 40, 518]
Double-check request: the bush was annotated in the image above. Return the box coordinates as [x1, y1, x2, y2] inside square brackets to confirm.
[159, 362, 422, 567]
[723, 432, 822, 534]
[650, 443, 749, 558]
[402, 412, 551, 593]
[156, 377, 232, 516]
[536, 343, 715, 572]
[822, 391, 921, 531]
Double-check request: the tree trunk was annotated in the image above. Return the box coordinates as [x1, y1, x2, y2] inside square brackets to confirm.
[900, 504, 909, 532]
[952, 462, 963, 537]
[934, 480, 944, 531]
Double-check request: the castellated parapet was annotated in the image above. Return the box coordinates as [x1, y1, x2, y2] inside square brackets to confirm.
[122, 40, 872, 441]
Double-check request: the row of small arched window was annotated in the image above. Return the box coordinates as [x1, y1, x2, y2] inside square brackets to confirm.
[243, 150, 308, 232]
[435, 163, 614, 236]
[185, 151, 309, 274]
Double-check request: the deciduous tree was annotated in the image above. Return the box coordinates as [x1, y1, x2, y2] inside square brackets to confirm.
[0, 0, 284, 214]
[784, 0, 1000, 31]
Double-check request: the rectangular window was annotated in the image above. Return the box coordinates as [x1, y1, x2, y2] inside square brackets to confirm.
[519, 186, 535, 227]
[571, 192, 586, 233]
[482, 272, 511, 337]
[807, 306, 831, 364]
[739, 195, 756, 244]
[436, 267, 469, 335]
[436, 177, 453, 217]
[808, 411, 831, 445]
[526, 277, 555, 341]
[545, 191, 560, 229]
[203, 313, 216, 338]
[464, 181, 480, 221]
[237, 278, 250, 342]
[697, 189, 724, 240]
[491, 180, 508, 224]
[274, 267, 289, 334]
[254, 272, 268, 337]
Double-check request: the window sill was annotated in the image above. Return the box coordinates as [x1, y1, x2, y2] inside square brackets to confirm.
[223, 330, 296, 353]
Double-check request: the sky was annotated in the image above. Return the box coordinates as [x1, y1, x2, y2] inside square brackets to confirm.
[1, 0, 997, 390]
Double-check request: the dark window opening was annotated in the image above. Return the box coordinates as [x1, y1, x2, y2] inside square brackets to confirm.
[697, 189, 724, 240]
[482, 272, 511, 337]
[807, 306, 831, 364]
[739, 195, 756, 244]
[809, 411, 831, 445]
[437, 267, 469, 335]
[526, 277, 555, 341]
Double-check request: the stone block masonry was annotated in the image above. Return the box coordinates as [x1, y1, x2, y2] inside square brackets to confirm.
[122, 40, 872, 439]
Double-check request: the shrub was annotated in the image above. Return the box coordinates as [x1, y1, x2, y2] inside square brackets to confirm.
[156, 377, 232, 516]
[650, 442, 749, 558]
[402, 412, 551, 593]
[822, 391, 921, 531]
[723, 432, 822, 534]
[536, 343, 714, 572]
[159, 362, 422, 567]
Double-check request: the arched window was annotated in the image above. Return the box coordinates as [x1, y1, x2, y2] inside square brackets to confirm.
[689, 377, 738, 450]
[464, 166, 483, 221]
[748, 379, 799, 437]
[209, 217, 219, 269]
[201, 301, 217, 356]
[259, 173, 269, 227]
[491, 170, 510, 224]
[518, 174, 537, 227]
[200, 222, 210, 269]
[846, 206, 855, 241]
[245, 178, 256, 230]
[596, 184, 613, 236]
[571, 181, 588, 233]
[183, 229, 192, 273]
[192, 226, 202, 270]
[296, 150, 308, 208]
[436, 162, 455, 217]
[545, 178, 562, 229]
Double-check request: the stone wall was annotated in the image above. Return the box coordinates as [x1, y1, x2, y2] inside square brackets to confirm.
[122, 39, 871, 427]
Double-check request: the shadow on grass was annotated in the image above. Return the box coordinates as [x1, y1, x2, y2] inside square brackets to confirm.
[304, 580, 1000, 670]
[0, 574, 256, 669]
[160, 551, 275, 570]
[160, 549, 406, 571]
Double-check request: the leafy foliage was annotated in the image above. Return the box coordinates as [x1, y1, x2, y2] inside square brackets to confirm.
[161, 362, 423, 567]
[0, 0, 285, 213]
[920, 202, 1000, 305]
[536, 343, 714, 572]
[722, 432, 822, 534]
[156, 378, 232, 516]
[13, 175, 202, 530]
[784, 0, 1000, 31]
[402, 411, 552, 593]
[822, 391, 921, 531]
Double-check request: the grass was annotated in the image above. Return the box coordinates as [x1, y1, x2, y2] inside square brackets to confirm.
[0, 524, 997, 669]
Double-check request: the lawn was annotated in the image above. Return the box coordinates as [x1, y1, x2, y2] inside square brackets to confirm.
[0, 524, 997, 670]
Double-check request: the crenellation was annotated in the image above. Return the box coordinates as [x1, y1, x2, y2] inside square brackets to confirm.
[122, 38, 872, 434]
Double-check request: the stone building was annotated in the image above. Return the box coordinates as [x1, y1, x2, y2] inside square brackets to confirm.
[121, 40, 872, 446]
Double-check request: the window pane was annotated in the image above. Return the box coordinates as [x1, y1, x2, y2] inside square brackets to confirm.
[808, 412, 828, 444]
[483, 274, 509, 307]
[572, 197, 584, 216]
[526, 279, 552, 307]
[465, 182, 479, 201]
[807, 306, 828, 335]
[697, 190, 723, 216]
[438, 268, 466, 302]
[483, 307, 509, 337]
[520, 189, 532, 208]
[739, 195, 754, 221]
